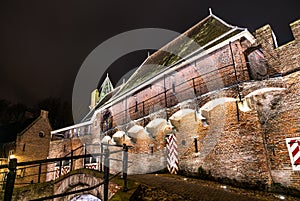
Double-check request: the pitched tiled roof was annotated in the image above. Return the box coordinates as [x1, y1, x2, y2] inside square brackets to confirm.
[78, 13, 246, 123]
[112, 14, 244, 98]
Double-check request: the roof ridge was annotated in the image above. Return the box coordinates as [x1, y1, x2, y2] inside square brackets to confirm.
[112, 54, 150, 98]
[18, 116, 42, 136]
[98, 73, 114, 101]
[100, 29, 245, 108]
[78, 12, 250, 124]
[110, 15, 214, 99]
[210, 12, 246, 30]
[103, 13, 245, 102]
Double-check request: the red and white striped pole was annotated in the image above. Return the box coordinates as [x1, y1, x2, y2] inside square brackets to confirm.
[167, 133, 178, 174]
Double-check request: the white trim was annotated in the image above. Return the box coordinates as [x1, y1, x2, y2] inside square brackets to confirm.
[210, 14, 238, 29]
[271, 31, 278, 48]
[51, 121, 92, 134]
[99, 29, 254, 109]
[83, 29, 256, 124]
[185, 29, 255, 64]
[82, 55, 150, 122]
[57, 29, 256, 132]
[209, 8, 212, 15]
[114, 51, 151, 99]
[109, 28, 239, 102]
[84, 16, 253, 122]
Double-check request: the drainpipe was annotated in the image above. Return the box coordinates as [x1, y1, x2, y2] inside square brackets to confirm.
[163, 74, 168, 120]
[229, 41, 243, 122]
[229, 41, 242, 102]
[230, 41, 273, 187]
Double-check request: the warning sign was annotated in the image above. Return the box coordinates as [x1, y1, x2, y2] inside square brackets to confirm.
[286, 137, 300, 171]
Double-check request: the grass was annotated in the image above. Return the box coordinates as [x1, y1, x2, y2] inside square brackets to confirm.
[109, 176, 140, 201]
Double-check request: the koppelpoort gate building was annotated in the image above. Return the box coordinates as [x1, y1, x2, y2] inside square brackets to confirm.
[49, 11, 300, 191]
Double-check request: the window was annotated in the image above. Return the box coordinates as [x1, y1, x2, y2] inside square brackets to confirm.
[246, 48, 268, 80]
[55, 162, 60, 167]
[85, 156, 98, 170]
[85, 156, 97, 164]
[91, 156, 97, 163]
[39, 131, 45, 138]
[101, 110, 113, 131]
[62, 160, 70, 166]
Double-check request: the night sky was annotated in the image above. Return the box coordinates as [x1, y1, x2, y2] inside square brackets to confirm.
[0, 0, 299, 119]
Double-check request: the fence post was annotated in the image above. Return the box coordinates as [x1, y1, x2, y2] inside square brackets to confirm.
[4, 158, 17, 201]
[1, 173, 5, 190]
[122, 144, 128, 192]
[59, 159, 62, 177]
[163, 74, 168, 108]
[192, 78, 197, 95]
[70, 150, 73, 171]
[38, 163, 42, 183]
[103, 148, 110, 201]
[194, 137, 198, 153]
[100, 143, 103, 172]
[83, 144, 86, 168]
[142, 101, 145, 116]
[135, 97, 138, 112]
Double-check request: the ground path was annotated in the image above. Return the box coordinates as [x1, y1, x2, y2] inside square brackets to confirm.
[128, 174, 300, 201]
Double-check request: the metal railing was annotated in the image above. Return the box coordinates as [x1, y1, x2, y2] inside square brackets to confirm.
[0, 144, 130, 201]
[111, 61, 243, 127]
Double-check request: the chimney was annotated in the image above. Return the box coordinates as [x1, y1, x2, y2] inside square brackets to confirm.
[40, 110, 49, 119]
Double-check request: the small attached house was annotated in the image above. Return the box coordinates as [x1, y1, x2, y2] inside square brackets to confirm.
[0, 110, 52, 186]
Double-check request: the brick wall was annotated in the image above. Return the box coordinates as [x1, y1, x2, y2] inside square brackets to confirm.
[255, 19, 300, 75]
[260, 72, 300, 189]
[14, 110, 52, 184]
[252, 19, 300, 190]
[48, 18, 300, 192]
[46, 137, 94, 181]
[172, 100, 271, 188]
[102, 39, 251, 132]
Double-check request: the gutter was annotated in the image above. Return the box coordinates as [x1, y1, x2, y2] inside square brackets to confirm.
[96, 28, 254, 110]
[51, 121, 92, 135]
[53, 28, 256, 133]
